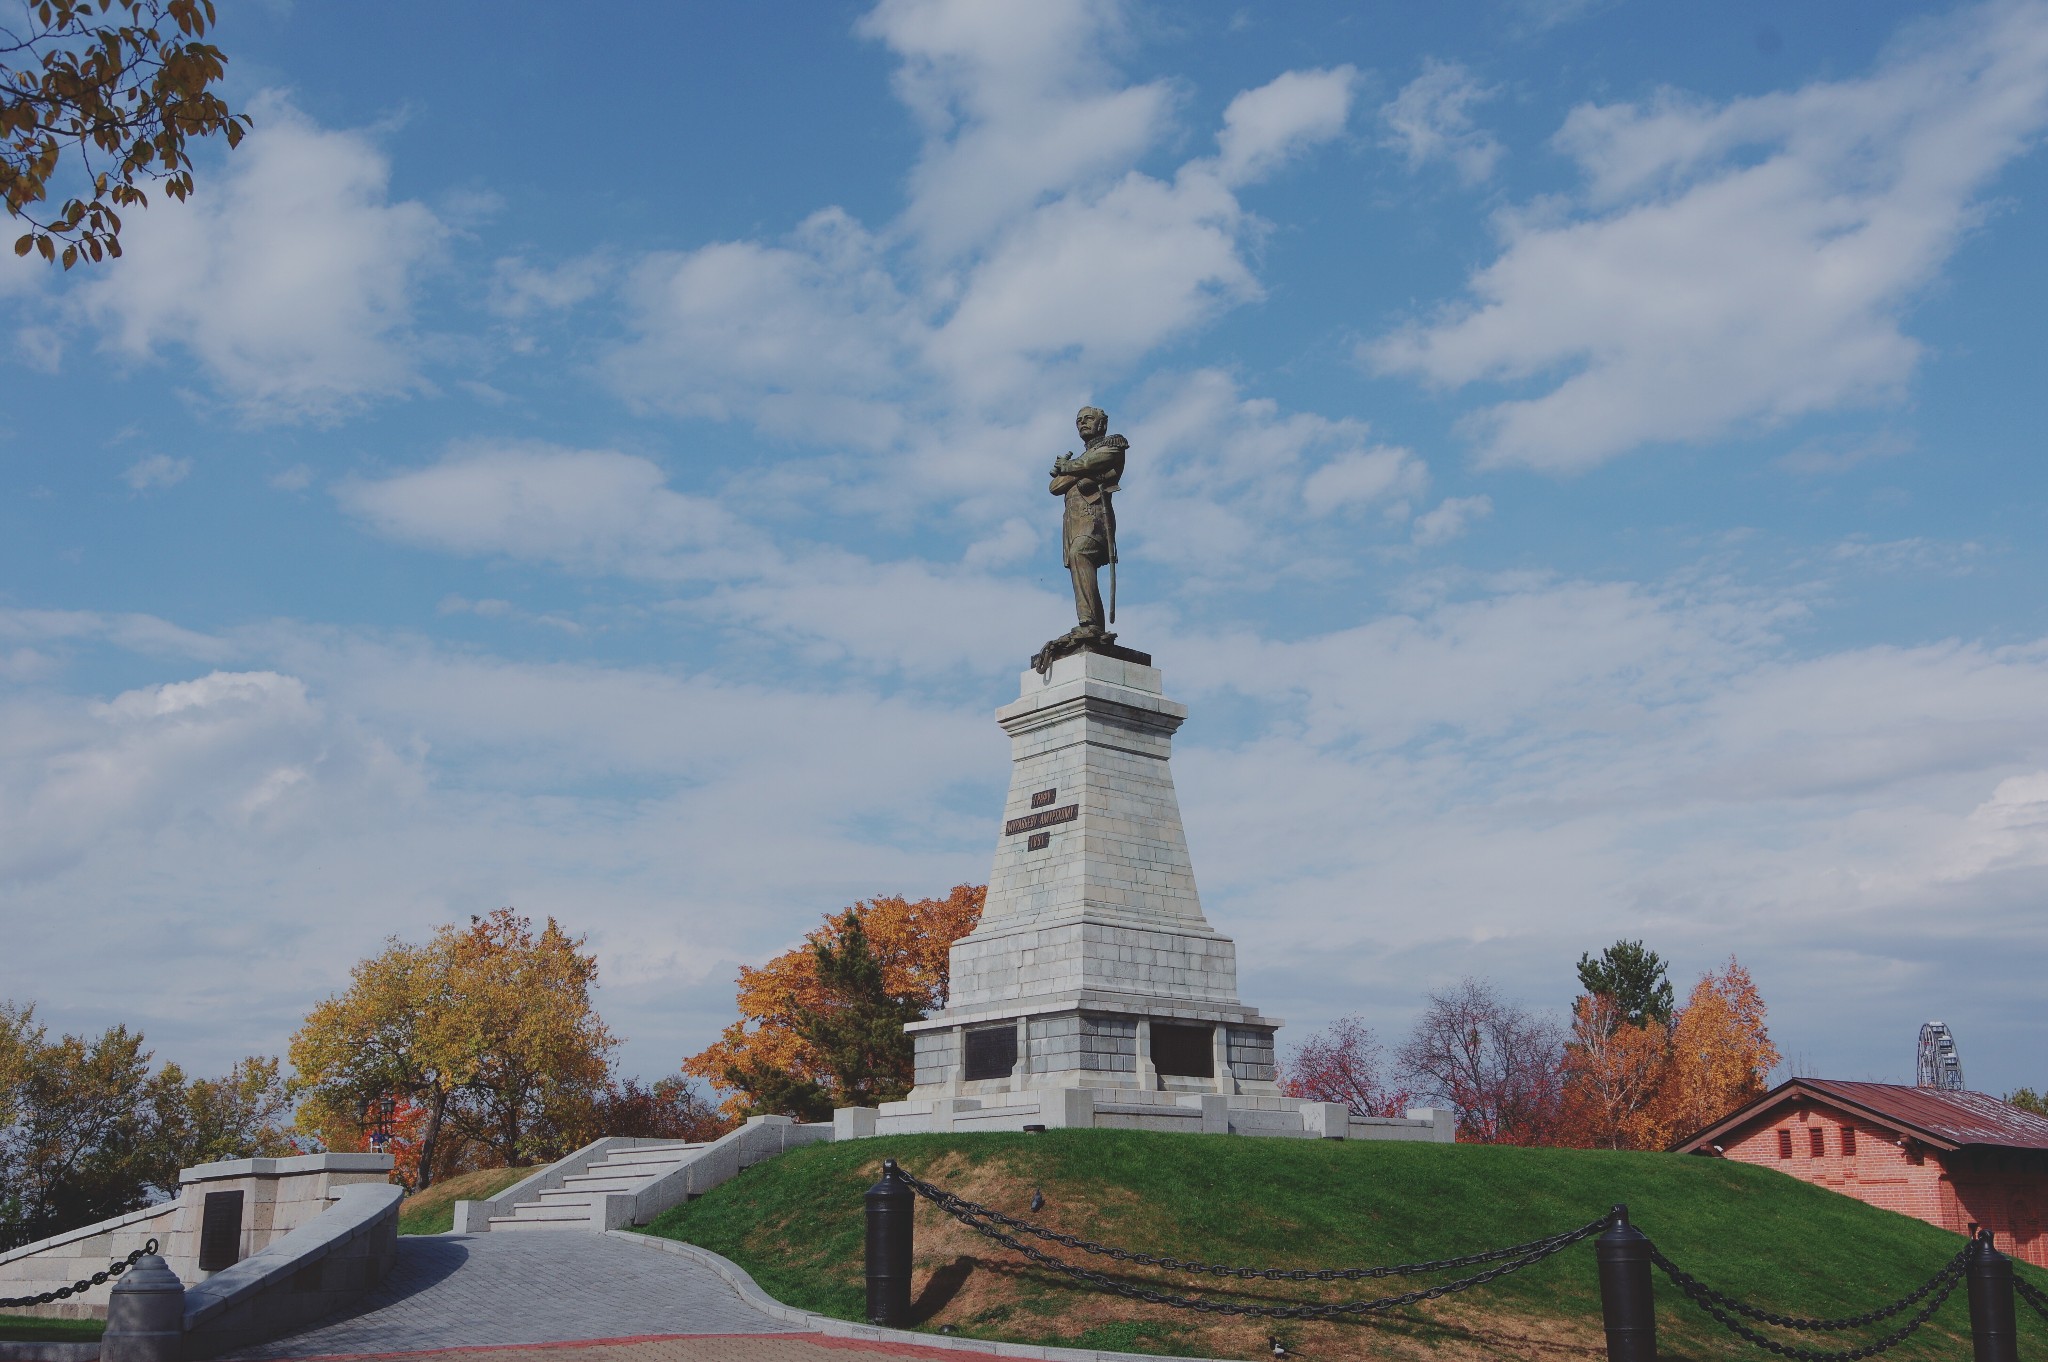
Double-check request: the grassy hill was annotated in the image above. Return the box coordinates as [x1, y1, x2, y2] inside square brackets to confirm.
[639, 1129, 2048, 1362]
[397, 1165, 535, 1235]
[0, 1313, 103, 1343]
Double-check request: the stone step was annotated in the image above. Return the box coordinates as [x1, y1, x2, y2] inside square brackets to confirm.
[555, 1173, 653, 1193]
[582, 1162, 694, 1181]
[503, 1201, 594, 1220]
[591, 1145, 702, 1166]
[487, 1214, 590, 1232]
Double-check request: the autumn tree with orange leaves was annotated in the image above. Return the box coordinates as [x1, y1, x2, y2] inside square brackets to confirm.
[1558, 955, 1780, 1150]
[684, 885, 982, 1122]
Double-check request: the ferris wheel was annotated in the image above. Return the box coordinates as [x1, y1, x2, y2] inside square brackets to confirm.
[1915, 1022, 1965, 1091]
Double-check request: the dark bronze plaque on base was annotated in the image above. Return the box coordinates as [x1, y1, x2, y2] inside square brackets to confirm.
[1005, 803, 1078, 836]
[198, 1189, 244, 1271]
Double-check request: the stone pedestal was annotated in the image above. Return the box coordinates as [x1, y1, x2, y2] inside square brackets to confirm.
[900, 648, 1282, 1103]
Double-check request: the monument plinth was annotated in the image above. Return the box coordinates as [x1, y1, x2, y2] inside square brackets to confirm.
[903, 647, 1282, 1100]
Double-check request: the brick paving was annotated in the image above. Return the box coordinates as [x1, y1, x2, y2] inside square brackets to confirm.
[219, 1235, 809, 1360]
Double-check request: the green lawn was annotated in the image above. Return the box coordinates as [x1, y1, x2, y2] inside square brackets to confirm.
[397, 1165, 536, 1235]
[0, 1312, 104, 1343]
[639, 1129, 2048, 1362]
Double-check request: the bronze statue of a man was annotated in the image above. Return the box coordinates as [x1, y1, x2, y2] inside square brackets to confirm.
[1051, 405, 1127, 637]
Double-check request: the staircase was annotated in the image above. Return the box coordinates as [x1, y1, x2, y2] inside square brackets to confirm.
[487, 1140, 707, 1232]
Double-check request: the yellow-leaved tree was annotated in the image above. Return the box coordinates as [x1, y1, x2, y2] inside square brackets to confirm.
[684, 885, 982, 1121]
[1651, 957, 1780, 1144]
[289, 910, 619, 1190]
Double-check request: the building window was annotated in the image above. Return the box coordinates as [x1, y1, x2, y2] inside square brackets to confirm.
[1150, 1023, 1214, 1078]
[963, 1025, 1018, 1081]
[1810, 1128, 1826, 1158]
[1841, 1127, 1857, 1156]
[1778, 1129, 1793, 1159]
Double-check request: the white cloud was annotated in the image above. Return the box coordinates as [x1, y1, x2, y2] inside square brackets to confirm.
[930, 170, 1259, 403]
[269, 464, 315, 492]
[1123, 370, 1428, 581]
[1379, 59, 1503, 185]
[334, 442, 758, 580]
[122, 454, 192, 492]
[1302, 446, 1430, 515]
[607, 3, 1354, 464]
[1216, 67, 1358, 187]
[0, 606, 234, 663]
[860, 0, 1174, 258]
[1411, 494, 1492, 546]
[0, 628, 1006, 1080]
[8, 563, 2048, 1088]
[488, 252, 614, 319]
[1368, 3, 2048, 472]
[81, 92, 446, 422]
[962, 516, 1038, 568]
[0, 670, 413, 885]
[609, 209, 922, 445]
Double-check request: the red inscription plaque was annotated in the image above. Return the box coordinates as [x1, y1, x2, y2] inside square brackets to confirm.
[1005, 804, 1078, 836]
[1031, 788, 1058, 808]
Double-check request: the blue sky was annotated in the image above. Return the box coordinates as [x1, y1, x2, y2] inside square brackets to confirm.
[4, 0, 2048, 1097]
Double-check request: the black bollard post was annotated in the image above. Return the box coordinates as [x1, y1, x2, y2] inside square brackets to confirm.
[865, 1157, 915, 1328]
[1968, 1231, 2020, 1362]
[1596, 1204, 1657, 1362]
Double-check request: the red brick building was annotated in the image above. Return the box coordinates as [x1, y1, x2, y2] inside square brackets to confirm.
[1674, 1079, 2048, 1269]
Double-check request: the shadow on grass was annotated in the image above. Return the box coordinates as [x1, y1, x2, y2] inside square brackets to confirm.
[912, 1254, 977, 1323]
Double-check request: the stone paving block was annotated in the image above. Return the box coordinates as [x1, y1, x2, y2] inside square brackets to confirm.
[215, 1234, 806, 1359]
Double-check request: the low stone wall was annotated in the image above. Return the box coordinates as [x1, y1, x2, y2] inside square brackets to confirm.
[0, 1154, 394, 1319]
[626, 1116, 833, 1228]
[866, 1088, 1456, 1141]
[182, 1182, 402, 1360]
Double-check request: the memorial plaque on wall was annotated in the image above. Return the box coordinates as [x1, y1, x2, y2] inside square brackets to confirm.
[963, 1025, 1019, 1081]
[198, 1189, 245, 1271]
[1150, 1023, 1215, 1078]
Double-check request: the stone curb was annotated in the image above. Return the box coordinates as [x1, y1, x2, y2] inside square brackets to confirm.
[606, 1231, 1223, 1362]
[0, 1344, 99, 1362]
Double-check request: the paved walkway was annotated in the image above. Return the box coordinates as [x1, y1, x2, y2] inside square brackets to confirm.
[232, 1339, 1029, 1362]
[220, 1235, 809, 1359]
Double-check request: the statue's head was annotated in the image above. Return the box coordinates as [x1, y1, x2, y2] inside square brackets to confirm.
[1076, 406, 1107, 440]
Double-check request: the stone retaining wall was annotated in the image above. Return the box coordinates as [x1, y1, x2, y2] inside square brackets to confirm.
[0, 1154, 393, 1318]
[182, 1182, 402, 1359]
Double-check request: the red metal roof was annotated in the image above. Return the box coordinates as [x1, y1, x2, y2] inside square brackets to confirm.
[1797, 1081, 2048, 1150]
[1674, 1079, 2048, 1153]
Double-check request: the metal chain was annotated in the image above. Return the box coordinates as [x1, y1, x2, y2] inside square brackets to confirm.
[1649, 1242, 1970, 1362]
[897, 1168, 1606, 1282]
[1649, 1241, 1974, 1332]
[2015, 1271, 2048, 1324]
[900, 1172, 1602, 1319]
[0, 1238, 160, 1311]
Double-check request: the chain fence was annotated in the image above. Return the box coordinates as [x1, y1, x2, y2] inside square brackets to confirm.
[1646, 1240, 1973, 1362]
[897, 1167, 1606, 1320]
[0, 1238, 160, 1311]
[888, 1162, 2027, 1357]
[2016, 1269, 2048, 1325]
